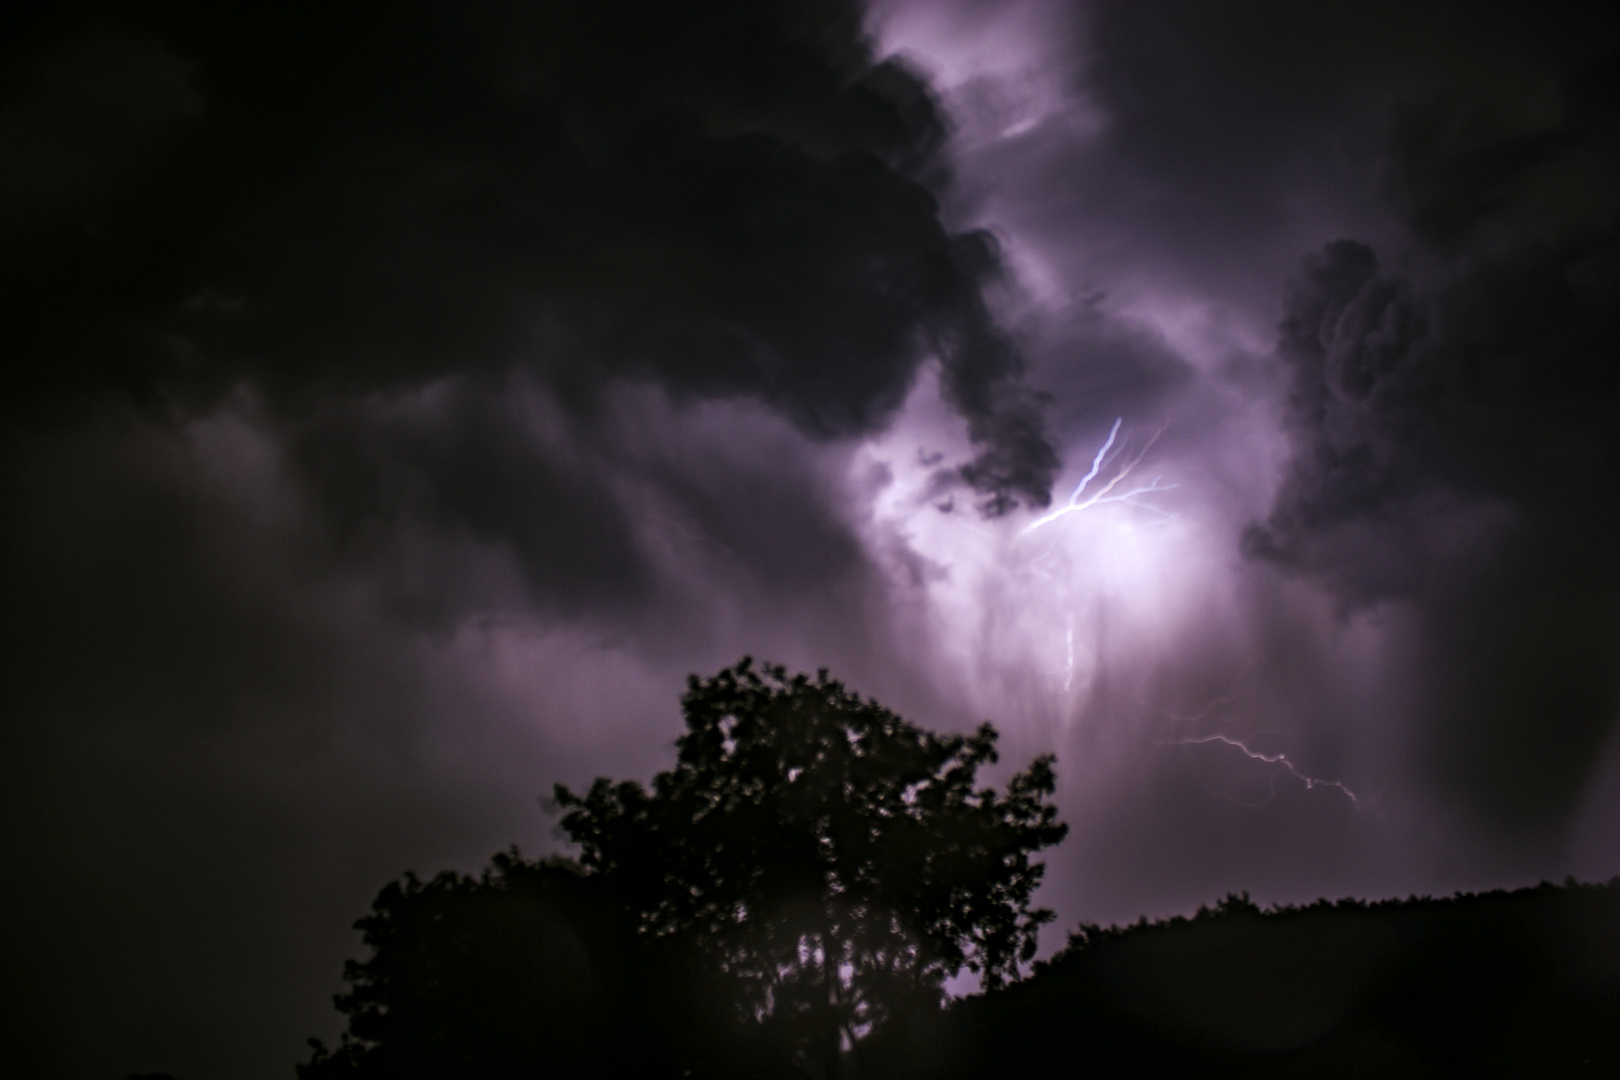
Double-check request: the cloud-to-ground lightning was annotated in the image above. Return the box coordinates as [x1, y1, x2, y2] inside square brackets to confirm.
[1022, 418, 1176, 535]
[1161, 733, 1362, 808]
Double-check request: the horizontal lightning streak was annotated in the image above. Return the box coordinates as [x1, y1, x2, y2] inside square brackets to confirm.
[1161, 733, 1361, 808]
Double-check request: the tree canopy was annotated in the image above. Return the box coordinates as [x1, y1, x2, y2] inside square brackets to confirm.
[300, 852, 661, 1079]
[303, 659, 1066, 1079]
[553, 659, 1067, 1075]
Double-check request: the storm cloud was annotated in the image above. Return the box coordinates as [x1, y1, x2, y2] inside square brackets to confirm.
[4, 3, 1620, 1078]
[1247, 44, 1620, 825]
[3, 1, 1057, 520]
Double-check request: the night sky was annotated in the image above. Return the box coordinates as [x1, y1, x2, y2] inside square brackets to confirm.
[3, 2, 1618, 1077]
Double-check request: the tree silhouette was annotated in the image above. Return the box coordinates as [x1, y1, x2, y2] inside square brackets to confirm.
[298, 852, 668, 1079]
[300, 660, 1064, 1079]
[553, 658, 1067, 1077]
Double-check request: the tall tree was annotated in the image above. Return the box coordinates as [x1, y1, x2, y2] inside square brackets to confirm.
[554, 658, 1067, 1077]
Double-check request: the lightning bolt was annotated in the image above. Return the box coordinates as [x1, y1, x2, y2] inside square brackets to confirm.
[1063, 618, 1075, 692]
[1161, 733, 1361, 808]
[1022, 418, 1176, 536]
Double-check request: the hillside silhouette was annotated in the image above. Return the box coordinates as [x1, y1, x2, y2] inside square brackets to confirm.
[303, 869, 1620, 1079]
[920, 880, 1620, 1079]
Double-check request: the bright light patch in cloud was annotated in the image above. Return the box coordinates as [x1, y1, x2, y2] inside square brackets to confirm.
[868, 0, 1104, 148]
[857, 370, 1236, 743]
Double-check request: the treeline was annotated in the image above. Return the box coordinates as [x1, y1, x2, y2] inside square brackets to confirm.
[298, 663, 1620, 1078]
[302, 871, 1620, 1079]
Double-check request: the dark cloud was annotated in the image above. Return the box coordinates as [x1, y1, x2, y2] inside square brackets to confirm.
[1, 0, 1056, 514]
[0, 26, 200, 230]
[947, 0, 1399, 323]
[1245, 39, 1620, 826]
[1240, 239, 1444, 600]
[947, 0, 1616, 330]
[289, 385, 657, 625]
[1027, 293, 1199, 444]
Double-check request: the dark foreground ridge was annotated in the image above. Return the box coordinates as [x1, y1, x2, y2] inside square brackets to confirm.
[295, 663, 1620, 1079]
[924, 879, 1620, 1079]
[296, 867, 1620, 1080]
